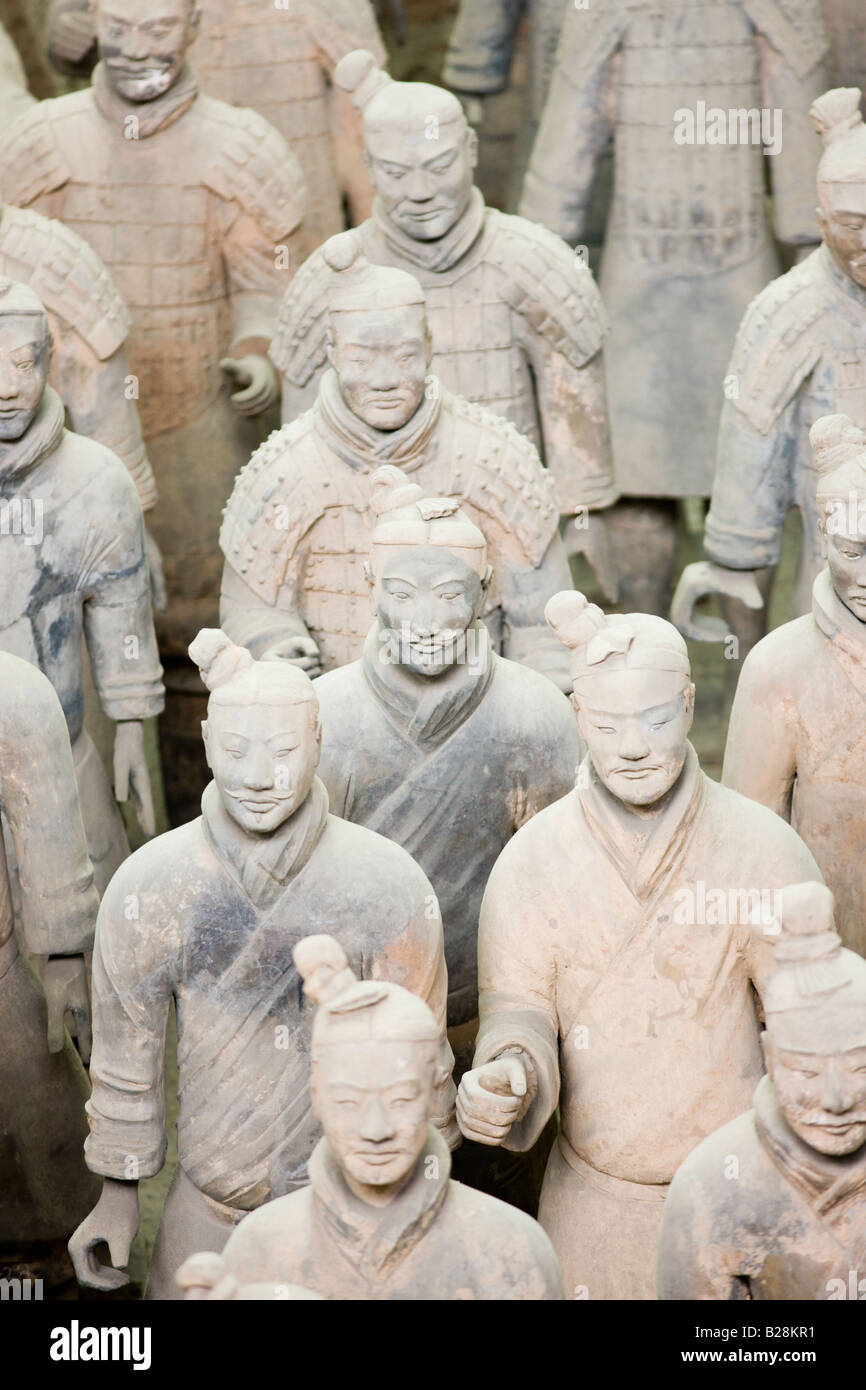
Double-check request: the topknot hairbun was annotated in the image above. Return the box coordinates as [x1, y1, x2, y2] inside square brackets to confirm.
[188, 629, 255, 692]
[544, 590, 607, 651]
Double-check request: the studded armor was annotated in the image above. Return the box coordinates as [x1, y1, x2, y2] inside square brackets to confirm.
[520, 0, 829, 496]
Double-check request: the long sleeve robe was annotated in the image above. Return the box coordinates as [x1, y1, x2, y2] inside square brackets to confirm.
[221, 1128, 564, 1300]
[723, 569, 866, 958]
[472, 745, 823, 1298]
[0, 651, 100, 1243]
[659, 1076, 866, 1300]
[315, 625, 580, 1029]
[85, 779, 454, 1215]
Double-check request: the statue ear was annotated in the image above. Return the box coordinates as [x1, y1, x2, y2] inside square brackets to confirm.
[325, 329, 337, 371]
[201, 720, 212, 770]
[189, 5, 203, 42]
[466, 126, 479, 170]
[760, 1030, 773, 1078]
[363, 559, 376, 595]
[816, 206, 827, 241]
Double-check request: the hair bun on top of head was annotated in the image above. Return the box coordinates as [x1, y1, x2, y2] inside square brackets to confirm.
[321, 230, 365, 274]
[188, 628, 255, 692]
[293, 935, 358, 1006]
[334, 49, 392, 108]
[810, 87, 864, 144]
[369, 464, 425, 518]
[809, 413, 866, 474]
[544, 590, 607, 650]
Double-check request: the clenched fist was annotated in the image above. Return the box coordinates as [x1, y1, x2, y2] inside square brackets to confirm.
[456, 1054, 531, 1146]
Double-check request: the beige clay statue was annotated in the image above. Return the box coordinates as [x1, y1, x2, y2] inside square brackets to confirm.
[313, 466, 580, 1208]
[0, 20, 34, 127]
[673, 87, 866, 644]
[520, 0, 829, 613]
[0, 652, 100, 1285]
[0, 278, 163, 891]
[69, 629, 455, 1300]
[0, 0, 307, 823]
[456, 591, 823, 1300]
[659, 881, 866, 1300]
[220, 233, 574, 689]
[43, 0, 386, 249]
[721, 415, 866, 960]
[270, 49, 617, 576]
[206, 934, 564, 1300]
[821, 0, 866, 96]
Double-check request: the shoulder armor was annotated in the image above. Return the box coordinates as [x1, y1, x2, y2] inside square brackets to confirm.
[0, 99, 72, 207]
[220, 413, 329, 603]
[201, 101, 306, 243]
[270, 242, 331, 383]
[0, 205, 128, 360]
[306, 0, 387, 68]
[726, 255, 827, 435]
[488, 211, 609, 368]
[447, 394, 559, 566]
[743, 0, 829, 77]
[551, 0, 627, 91]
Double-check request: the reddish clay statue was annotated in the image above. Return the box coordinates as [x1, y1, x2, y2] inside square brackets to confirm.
[0, 278, 163, 891]
[69, 630, 454, 1300]
[43, 0, 385, 248]
[674, 86, 866, 641]
[722, 415, 866, 960]
[659, 881, 866, 1300]
[270, 48, 617, 565]
[521, 0, 829, 613]
[0, 0, 307, 823]
[457, 590, 823, 1300]
[211, 934, 564, 1300]
[0, 652, 100, 1278]
[221, 232, 574, 689]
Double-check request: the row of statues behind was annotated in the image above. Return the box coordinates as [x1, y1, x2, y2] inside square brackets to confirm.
[0, 1, 865, 1300]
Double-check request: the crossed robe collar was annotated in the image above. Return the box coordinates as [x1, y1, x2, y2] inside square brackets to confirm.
[372, 185, 487, 274]
[200, 776, 330, 912]
[93, 61, 199, 139]
[315, 367, 443, 475]
[361, 619, 495, 749]
[812, 567, 866, 699]
[309, 1126, 451, 1284]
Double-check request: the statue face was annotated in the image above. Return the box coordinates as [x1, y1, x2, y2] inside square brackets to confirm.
[575, 667, 694, 808]
[203, 700, 320, 835]
[818, 181, 866, 289]
[767, 1039, 866, 1157]
[96, 0, 199, 103]
[313, 1040, 433, 1192]
[377, 548, 484, 678]
[365, 122, 477, 242]
[329, 304, 430, 431]
[0, 317, 50, 442]
[824, 524, 866, 621]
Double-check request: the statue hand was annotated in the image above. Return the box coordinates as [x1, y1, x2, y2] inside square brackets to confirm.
[49, 10, 96, 64]
[221, 356, 279, 417]
[456, 1056, 530, 1147]
[143, 526, 167, 615]
[69, 1179, 140, 1292]
[670, 561, 764, 642]
[114, 720, 156, 839]
[43, 954, 91, 1062]
[565, 509, 619, 603]
[176, 1253, 239, 1300]
[261, 635, 322, 677]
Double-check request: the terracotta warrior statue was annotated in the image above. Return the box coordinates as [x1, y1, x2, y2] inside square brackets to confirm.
[521, 0, 828, 614]
[207, 935, 564, 1301]
[0, 0, 307, 823]
[659, 881, 866, 1300]
[314, 467, 580, 1207]
[270, 49, 617, 567]
[721, 415, 866, 960]
[456, 590, 823, 1300]
[69, 630, 455, 1300]
[0, 20, 33, 125]
[821, 0, 866, 97]
[0, 278, 162, 891]
[43, 0, 385, 249]
[0, 651, 100, 1284]
[673, 87, 866, 643]
[220, 233, 574, 689]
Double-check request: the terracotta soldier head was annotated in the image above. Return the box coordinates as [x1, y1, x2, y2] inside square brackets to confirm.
[93, 0, 200, 103]
[322, 232, 432, 433]
[0, 278, 53, 443]
[334, 50, 478, 242]
[812, 87, 866, 290]
[295, 933, 445, 1204]
[546, 591, 695, 808]
[812, 413, 866, 621]
[763, 882, 866, 1158]
[363, 465, 492, 678]
[189, 628, 322, 835]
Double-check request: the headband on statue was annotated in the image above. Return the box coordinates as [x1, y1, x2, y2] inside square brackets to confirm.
[322, 231, 427, 314]
[764, 882, 866, 1050]
[335, 49, 467, 136]
[368, 464, 488, 577]
[812, 87, 866, 187]
[811, 414, 866, 516]
[295, 934, 440, 1055]
[189, 628, 318, 709]
[545, 591, 691, 686]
